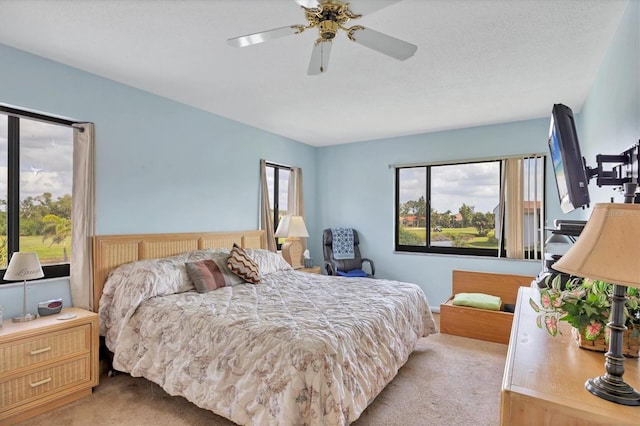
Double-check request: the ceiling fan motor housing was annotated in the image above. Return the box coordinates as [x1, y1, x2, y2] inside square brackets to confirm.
[319, 20, 339, 39]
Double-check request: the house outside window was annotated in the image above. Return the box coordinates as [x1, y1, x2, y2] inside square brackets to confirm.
[395, 155, 545, 259]
[0, 107, 73, 282]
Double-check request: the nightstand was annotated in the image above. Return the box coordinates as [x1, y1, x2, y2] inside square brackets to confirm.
[0, 307, 99, 424]
[298, 266, 321, 274]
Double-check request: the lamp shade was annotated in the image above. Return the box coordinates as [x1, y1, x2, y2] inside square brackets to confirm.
[4, 252, 44, 281]
[553, 203, 640, 289]
[274, 215, 309, 238]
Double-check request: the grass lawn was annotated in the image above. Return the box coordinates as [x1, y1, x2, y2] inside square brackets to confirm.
[401, 226, 498, 249]
[18, 235, 70, 264]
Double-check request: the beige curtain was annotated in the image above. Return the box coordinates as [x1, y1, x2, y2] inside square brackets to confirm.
[259, 160, 277, 252]
[501, 155, 544, 260]
[288, 167, 306, 253]
[70, 123, 95, 310]
[505, 157, 525, 259]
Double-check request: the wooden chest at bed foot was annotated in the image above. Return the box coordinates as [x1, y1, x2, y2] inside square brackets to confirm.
[440, 270, 533, 344]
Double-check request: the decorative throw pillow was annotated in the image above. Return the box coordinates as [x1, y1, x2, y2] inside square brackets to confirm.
[185, 258, 243, 293]
[244, 248, 293, 275]
[227, 243, 260, 284]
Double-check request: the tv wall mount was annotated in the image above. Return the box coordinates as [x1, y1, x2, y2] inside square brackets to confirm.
[585, 140, 640, 203]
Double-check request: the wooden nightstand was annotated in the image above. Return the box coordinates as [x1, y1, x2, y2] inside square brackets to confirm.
[0, 307, 99, 424]
[298, 266, 321, 274]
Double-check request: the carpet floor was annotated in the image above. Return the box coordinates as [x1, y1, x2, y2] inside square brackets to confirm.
[16, 331, 507, 426]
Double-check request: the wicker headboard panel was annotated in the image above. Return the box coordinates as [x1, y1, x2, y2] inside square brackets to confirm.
[92, 230, 265, 312]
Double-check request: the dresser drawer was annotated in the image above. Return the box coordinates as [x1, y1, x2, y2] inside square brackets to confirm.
[0, 324, 91, 374]
[0, 355, 90, 411]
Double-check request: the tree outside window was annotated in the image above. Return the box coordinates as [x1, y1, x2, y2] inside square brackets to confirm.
[0, 110, 73, 280]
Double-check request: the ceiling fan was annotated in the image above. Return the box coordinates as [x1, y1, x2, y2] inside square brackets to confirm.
[227, 0, 417, 75]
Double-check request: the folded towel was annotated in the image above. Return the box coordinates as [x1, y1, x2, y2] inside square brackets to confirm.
[452, 293, 502, 311]
[331, 227, 355, 260]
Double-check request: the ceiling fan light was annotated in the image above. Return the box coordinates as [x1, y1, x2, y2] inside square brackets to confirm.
[319, 21, 338, 39]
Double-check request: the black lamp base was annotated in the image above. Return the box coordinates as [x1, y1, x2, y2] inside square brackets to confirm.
[586, 375, 640, 406]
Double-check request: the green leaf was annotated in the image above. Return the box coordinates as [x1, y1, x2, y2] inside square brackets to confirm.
[529, 298, 540, 313]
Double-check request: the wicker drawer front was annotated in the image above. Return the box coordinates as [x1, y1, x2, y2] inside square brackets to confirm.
[0, 356, 89, 410]
[0, 325, 90, 374]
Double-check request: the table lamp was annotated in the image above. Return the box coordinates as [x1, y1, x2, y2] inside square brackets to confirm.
[553, 203, 640, 406]
[4, 252, 44, 322]
[275, 215, 309, 269]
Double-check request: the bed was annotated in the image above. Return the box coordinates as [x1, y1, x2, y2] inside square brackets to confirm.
[95, 230, 437, 426]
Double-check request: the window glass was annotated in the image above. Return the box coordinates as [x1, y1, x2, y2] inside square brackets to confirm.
[0, 115, 7, 268]
[430, 162, 500, 250]
[0, 111, 73, 277]
[265, 163, 290, 248]
[19, 120, 73, 266]
[397, 167, 427, 246]
[396, 156, 544, 258]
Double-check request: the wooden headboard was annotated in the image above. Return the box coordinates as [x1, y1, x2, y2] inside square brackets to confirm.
[92, 230, 265, 312]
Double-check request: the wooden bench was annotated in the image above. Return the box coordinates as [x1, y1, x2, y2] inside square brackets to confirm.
[439, 270, 534, 344]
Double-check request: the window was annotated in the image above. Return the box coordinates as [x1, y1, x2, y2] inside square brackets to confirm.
[0, 107, 74, 282]
[395, 155, 545, 258]
[265, 162, 290, 248]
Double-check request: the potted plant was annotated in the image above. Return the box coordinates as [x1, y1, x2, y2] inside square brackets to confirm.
[529, 274, 640, 357]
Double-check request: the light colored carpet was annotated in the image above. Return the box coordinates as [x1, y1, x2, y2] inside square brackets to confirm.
[17, 331, 507, 425]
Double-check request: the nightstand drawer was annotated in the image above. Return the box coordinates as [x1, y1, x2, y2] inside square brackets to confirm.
[0, 355, 90, 411]
[0, 325, 91, 374]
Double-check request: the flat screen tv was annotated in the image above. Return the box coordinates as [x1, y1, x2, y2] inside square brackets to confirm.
[548, 103, 590, 213]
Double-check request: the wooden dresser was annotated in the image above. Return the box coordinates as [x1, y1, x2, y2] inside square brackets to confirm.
[0, 307, 99, 424]
[501, 287, 640, 425]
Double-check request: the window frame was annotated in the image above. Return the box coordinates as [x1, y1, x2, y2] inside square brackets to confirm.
[265, 162, 291, 250]
[395, 156, 545, 259]
[0, 105, 75, 283]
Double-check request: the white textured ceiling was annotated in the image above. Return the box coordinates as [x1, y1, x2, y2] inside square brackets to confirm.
[0, 0, 629, 146]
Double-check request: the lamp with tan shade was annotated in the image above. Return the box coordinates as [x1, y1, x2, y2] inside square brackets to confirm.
[553, 203, 640, 406]
[275, 215, 309, 269]
[3, 252, 44, 322]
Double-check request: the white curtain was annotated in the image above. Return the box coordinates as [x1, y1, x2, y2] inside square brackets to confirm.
[500, 155, 544, 260]
[70, 123, 95, 310]
[259, 160, 277, 252]
[288, 167, 306, 253]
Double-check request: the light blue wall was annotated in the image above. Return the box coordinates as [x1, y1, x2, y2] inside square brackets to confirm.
[0, 43, 318, 318]
[315, 0, 639, 308]
[316, 118, 551, 307]
[0, 0, 637, 315]
[579, 0, 639, 207]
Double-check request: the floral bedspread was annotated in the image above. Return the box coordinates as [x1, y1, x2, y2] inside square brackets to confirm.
[100, 253, 437, 426]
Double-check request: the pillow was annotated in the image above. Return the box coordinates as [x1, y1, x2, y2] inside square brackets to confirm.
[227, 243, 260, 284]
[452, 292, 502, 311]
[185, 258, 244, 293]
[244, 248, 293, 275]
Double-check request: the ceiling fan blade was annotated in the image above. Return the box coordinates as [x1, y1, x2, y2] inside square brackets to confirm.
[294, 0, 319, 7]
[294, 0, 402, 16]
[344, 0, 403, 16]
[227, 25, 301, 48]
[307, 40, 332, 75]
[350, 27, 417, 60]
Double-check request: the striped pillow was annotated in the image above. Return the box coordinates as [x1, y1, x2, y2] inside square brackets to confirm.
[185, 258, 243, 293]
[227, 243, 260, 284]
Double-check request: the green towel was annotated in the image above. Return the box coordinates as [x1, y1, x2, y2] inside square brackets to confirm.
[452, 292, 502, 311]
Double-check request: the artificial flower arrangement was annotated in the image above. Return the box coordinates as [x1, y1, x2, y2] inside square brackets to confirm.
[530, 274, 640, 342]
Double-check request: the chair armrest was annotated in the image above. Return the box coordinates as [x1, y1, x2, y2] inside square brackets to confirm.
[324, 260, 338, 275]
[362, 258, 375, 276]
